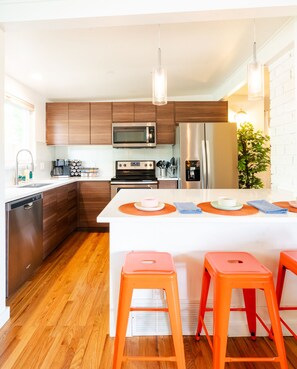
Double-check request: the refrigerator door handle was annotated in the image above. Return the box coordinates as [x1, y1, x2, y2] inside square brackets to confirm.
[206, 140, 211, 189]
[201, 140, 207, 189]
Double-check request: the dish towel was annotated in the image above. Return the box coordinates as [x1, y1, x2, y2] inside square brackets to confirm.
[247, 200, 288, 214]
[174, 202, 202, 214]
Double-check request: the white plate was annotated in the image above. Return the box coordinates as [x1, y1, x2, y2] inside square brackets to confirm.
[134, 201, 165, 212]
[211, 201, 243, 211]
[289, 201, 297, 208]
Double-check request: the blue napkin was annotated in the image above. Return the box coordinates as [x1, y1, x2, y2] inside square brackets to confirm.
[174, 202, 202, 214]
[247, 200, 288, 214]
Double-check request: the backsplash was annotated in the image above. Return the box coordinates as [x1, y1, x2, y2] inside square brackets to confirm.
[54, 144, 175, 179]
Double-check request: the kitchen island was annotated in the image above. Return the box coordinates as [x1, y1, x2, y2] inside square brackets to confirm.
[97, 188, 297, 338]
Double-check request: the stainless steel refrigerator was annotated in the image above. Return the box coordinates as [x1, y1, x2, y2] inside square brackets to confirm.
[175, 122, 238, 189]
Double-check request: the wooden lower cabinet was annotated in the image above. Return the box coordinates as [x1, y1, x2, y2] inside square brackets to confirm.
[78, 181, 110, 228]
[42, 183, 78, 259]
[43, 189, 57, 259]
[158, 179, 178, 189]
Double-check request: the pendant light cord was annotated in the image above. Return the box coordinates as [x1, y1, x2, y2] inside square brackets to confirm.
[253, 19, 257, 63]
[158, 24, 162, 68]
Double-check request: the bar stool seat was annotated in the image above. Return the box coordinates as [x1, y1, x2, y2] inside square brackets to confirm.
[195, 251, 288, 369]
[112, 251, 186, 369]
[273, 250, 297, 339]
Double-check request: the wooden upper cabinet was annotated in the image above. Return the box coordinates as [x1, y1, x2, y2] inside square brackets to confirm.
[156, 102, 175, 145]
[68, 103, 90, 144]
[90, 102, 112, 145]
[46, 103, 69, 145]
[175, 101, 228, 122]
[134, 102, 156, 121]
[112, 102, 134, 122]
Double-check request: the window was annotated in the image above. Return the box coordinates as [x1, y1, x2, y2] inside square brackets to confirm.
[4, 94, 35, 184]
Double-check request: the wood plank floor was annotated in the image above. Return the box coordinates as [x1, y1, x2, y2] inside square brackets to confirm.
[0, 231, 297, 369]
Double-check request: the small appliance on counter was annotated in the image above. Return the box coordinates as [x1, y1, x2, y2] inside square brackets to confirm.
[50, 159, 70, 177]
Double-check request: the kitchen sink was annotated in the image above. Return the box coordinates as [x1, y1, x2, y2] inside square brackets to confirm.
[18, 183, 51, 188]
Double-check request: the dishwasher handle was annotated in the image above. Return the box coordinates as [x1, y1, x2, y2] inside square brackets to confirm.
[24, 202, 33, 210]
[6, 193, 43, 211]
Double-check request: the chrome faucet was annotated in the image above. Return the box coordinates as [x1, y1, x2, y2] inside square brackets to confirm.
[15, 149, 34, 185]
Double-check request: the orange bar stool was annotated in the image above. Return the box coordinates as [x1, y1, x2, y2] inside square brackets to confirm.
[273, 250, 297, 339]
[112, 251, 186, 369]
[195, 251, 288, 369]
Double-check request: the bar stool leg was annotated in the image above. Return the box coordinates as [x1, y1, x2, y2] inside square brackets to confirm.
[264, 282, 288, 369]
[165, 276, 186, 369]
[213, 280, 232, 369]
[195, 267, 211, 340]
[275, 262, 287, 307]
[269, 258, 287, 340]
[243, 288, 257, 340]
[113, 275, 133, 369]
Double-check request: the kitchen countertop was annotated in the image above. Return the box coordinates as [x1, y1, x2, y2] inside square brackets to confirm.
[5, 177, 180, 203]
[5, 176, 111, 203]
[97, 188, 297, 223]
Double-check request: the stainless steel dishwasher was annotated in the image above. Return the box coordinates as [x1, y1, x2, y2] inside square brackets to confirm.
[6, 193, 43, 297]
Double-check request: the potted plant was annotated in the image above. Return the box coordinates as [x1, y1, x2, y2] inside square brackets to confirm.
[237, 122, 270, 189]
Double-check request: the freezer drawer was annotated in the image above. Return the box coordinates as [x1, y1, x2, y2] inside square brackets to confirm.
[6, 193, 43, 297]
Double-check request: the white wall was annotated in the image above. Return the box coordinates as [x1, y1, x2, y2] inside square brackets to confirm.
[0, 29, 10, 328]
[269, 46, 297, 192]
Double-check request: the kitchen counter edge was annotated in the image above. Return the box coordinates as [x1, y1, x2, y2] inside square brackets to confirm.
[5, 177, 111, 203]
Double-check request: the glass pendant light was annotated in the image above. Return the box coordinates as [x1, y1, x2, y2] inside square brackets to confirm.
[248, 20, 264, 100]
[152, 26, 167, 106]
[235, 108, 248, 126]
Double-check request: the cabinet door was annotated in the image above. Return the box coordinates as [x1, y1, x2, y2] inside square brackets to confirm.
[112, 102, 134, 122]
[67, 183, 78, 234]
[46, 103, 69, 145]
[90, 102, 112, 144]
[43, 189, 57, 258]
[69, 103, 90, 144]
[175, 101, 228, 122]
[56, 185, 69, 245]
[158, 180, 178, 189]
[78, 181, 110, 228]
[134, 102, 156, 122]
[156, 102, 175, 144]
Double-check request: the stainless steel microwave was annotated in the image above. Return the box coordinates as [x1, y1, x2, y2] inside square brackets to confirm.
[112, 122, 156, 148]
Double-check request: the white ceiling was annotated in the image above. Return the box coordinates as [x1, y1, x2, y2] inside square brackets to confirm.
[2, 9, 292, 101]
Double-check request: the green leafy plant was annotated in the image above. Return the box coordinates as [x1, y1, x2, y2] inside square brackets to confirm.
[237, 122, 270, 189]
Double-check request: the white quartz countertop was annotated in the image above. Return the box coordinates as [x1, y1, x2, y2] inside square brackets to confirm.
[97, 188, 297, 223]
[5, 176, 111, 203]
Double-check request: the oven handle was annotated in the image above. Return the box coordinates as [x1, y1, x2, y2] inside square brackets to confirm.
[111, 181, 158, 185]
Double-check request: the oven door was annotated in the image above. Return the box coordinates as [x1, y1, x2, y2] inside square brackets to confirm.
[110, 182, 158, 198]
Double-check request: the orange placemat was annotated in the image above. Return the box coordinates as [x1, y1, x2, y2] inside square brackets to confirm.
[119, 202, 176, 216]
[273, 201, 297, 213]
[197, 202, 259, 216]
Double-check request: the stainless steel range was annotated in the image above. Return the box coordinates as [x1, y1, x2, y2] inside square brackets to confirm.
[110, 160, 158, 198]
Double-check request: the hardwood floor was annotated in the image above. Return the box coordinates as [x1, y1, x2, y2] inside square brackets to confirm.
[0, 231, 296, 369]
